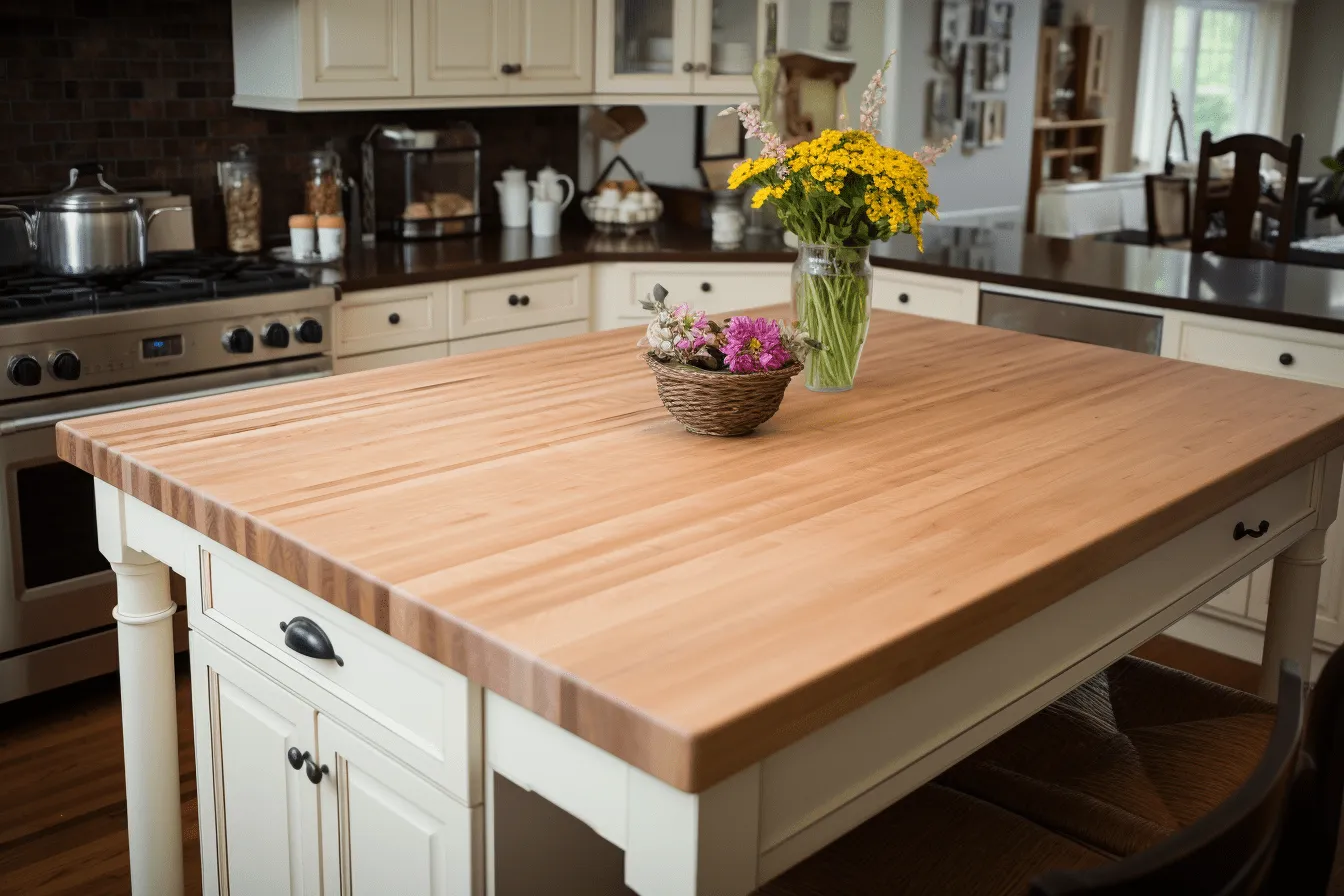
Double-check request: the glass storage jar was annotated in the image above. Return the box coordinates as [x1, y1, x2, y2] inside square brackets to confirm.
[306, 148, 343, 217]
[217, 144, 261, 253]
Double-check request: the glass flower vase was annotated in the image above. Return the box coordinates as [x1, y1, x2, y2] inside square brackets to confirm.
[791, 242, 873, 392]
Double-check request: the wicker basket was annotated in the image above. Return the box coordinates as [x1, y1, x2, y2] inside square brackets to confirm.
[645, 354, 802, 437]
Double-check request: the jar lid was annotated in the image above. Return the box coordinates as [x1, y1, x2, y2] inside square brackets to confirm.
[39, 191, 140, 212]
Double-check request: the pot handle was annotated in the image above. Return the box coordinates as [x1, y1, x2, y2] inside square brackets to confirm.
[144, 205, 191, 230]
[0, 206, 36, 250]
[66, 163, 116, 194]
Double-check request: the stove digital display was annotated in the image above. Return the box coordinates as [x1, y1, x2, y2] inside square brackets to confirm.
[142, 334, 183, 359]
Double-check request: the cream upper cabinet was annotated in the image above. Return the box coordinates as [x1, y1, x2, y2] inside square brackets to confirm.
[301, 0, 414, 99]
[412, 0, 511, 97]
[596, 0, 768, 95]
[512, 0, 595, 94]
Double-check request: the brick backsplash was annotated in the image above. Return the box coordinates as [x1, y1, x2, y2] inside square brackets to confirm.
[0, 0, 580, 249]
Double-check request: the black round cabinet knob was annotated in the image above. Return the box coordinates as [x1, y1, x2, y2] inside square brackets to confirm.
[388, 312, 401, 325]
[898, 293, 910, 304]
[700, 282, 712, 293]
[519, 295, 530, 306]
[7, 356, 41, 387]
[222, 327, 253, 354]
[49, 350, 81, 381]
[295, 318, 324, 344]
[508, 294, 520, 306]
[1279, 352, 1294, 366]
[260, 323, 290, 349]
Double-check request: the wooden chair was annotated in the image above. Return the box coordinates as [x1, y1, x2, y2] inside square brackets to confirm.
[1144, 175, 1191, 245]
[758, 656, 1327, 896]
[1192, 131, 1304, 262]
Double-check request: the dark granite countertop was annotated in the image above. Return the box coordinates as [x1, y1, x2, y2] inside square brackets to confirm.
[323, 224, 1344, 335]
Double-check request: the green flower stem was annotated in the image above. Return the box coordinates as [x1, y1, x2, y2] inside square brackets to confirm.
[797, 267, 870, 391]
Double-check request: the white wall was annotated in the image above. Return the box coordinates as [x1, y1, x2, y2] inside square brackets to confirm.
[1282, 0, 1344, 171]
[891, 0, 1042, 221]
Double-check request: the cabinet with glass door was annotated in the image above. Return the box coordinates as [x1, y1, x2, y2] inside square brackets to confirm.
[595, 0, 777, 95]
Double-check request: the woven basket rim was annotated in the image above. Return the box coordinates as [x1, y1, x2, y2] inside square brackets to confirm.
[644, 353, 802, 383]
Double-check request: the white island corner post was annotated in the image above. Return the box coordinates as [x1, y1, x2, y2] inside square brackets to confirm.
[64, 314, 1344, 896]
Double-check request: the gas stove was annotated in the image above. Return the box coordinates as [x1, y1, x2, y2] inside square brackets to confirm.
[0, 251, 335, 405]
[0, 252, 313, 323]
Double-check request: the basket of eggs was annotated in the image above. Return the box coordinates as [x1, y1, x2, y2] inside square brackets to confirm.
[581, 178, 663, 235]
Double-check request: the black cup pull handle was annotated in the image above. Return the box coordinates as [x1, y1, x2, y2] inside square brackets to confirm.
[1234, 520, 1269, 540]
[278, 616, 344, 666]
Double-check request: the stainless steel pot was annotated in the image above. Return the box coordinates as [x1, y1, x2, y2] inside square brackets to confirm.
[0, 166, 187, 277]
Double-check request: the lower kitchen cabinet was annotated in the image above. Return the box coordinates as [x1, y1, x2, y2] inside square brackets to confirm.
[190, 630, 482, 896]
[191, 632, 322, 896]
[335, 342, 450, 374]
[873, 268, 980, 324]
[320, 714, 482, 895]
[448, 319, 588, 355]
[592, 261, 792, 331]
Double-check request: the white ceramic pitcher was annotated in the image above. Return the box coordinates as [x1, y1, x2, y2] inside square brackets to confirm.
[530, 166, 575, 210]
[494, 167, 531, 229]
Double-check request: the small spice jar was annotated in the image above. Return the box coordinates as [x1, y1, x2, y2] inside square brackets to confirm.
[317, 214, 344, 261]
[289, 214, 316, 259]
[218, 144, 261, 254]
[305, 148, 343, 218]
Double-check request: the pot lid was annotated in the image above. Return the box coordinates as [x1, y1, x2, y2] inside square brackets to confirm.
[39, 191, 141, 212]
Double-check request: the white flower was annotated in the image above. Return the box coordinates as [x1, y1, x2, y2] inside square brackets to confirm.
[659, 340, 673, 352]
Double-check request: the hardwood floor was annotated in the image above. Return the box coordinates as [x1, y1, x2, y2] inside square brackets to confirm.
[0, 655, 200, 896]
[0, 637, 1259, 894]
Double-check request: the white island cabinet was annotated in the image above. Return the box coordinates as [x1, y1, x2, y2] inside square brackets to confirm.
[60, 313, 1344, 896]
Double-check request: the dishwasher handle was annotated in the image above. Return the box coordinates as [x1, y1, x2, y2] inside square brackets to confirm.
[0, 369, 333, 435]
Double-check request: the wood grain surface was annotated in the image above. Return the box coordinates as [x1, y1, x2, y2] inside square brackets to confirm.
[56, 310, 1344, 792]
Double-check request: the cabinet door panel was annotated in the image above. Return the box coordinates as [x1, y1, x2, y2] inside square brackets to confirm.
[413, 0, 510, 97]
[191, 632, 321, 896]
[595, 0, 695, 93]
[302, 0, 413, 98]
[320, 715, 482, 896]
[513, 0, 594, 94]
[691, 0, 763, 95]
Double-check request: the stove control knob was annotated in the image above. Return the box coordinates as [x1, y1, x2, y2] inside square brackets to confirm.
[7, 356, 42, 387]
[294, 318, 324, 344]
[261, 322, 291, 349]
[49, 350, 81, 381]
[222, 327, 254, 354]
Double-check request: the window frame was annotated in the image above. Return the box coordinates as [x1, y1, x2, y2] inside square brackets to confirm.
[1171, 0, 1257, 143]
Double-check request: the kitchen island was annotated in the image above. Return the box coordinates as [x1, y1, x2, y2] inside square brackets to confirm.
[57, 310, 1344, 895]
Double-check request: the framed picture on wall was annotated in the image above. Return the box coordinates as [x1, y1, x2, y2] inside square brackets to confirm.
[926, 78, 958, 142]
[696, 105, 746, 162]
[981, 99, 1007, 146]
[962, 99, 983, 150]
[827, 1, 852, 51]
[988, 1, 1014, 40]
[957, 42, 978, 116]
[936, 0, 965, 68]
[969, 0, 988, 37]
[979, 41, 1010, 92]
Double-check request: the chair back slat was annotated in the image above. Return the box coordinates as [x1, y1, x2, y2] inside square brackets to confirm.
[1029, 660, 1307, 896]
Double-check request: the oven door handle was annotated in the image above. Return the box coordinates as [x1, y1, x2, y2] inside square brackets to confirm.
[0, 370, 333, 435]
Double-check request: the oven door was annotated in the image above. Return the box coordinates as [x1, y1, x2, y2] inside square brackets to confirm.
[0, 357, 331, 656]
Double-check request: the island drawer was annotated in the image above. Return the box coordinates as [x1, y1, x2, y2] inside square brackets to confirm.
[199, 550, 481, 806]
[449, 265, 591, 339]
[336, 283, 450, 356]
[1173, 317, 1344, 387]
[873, 268, 979, 324]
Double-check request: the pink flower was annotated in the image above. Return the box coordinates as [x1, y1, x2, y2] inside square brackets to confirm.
[721, 316, 791, 373]
[721, 103, 789, 178]
[859, 51, 897, 135]
[914, 135, 957, 167]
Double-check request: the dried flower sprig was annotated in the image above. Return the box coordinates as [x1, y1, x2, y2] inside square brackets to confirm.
[719, 102, 790, 178]
[914, 135, 958, 167]
[858, 50, 896, 135]
[639, 283, 819, 372]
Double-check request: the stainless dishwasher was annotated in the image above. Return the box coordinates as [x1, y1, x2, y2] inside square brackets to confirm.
[979, 290, 1164, 355]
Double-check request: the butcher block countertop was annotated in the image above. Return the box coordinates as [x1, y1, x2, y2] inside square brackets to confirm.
[56, 311, 1344, 792]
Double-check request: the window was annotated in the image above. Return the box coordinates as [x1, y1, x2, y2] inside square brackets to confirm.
[1169, 1, 1256, 143]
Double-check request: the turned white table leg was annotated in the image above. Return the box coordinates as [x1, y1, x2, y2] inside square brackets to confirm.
[113, 555, 185, 895]
[1260, 528, 1327, 699]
